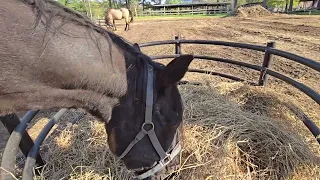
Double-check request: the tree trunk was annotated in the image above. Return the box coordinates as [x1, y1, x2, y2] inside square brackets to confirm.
[233, 0, 238, 12]
[109, 0, 112, 8]
[263, 0, 267, 8]
[134, 6, 137, 16]
[289, 0, 294, 11]
[87, 0, 93, 19]
[285, 1, 288, 12]
[312, 0, 316, 7]
[317, 0, 320, 9]
[143, 0, 145, 11]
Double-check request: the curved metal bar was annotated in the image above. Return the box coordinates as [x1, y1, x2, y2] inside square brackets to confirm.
[150, 55, 180, 59]
[141, 40, 320, 72]
[139, 40, 267, 52]
[286, 104, 320, 144]
[266, 69, 320, 105]
[187, 69, 251, 83]
[150, 53, 320, 143]
[266, 69, 320, 142]
[154, 54, 320, 105]
[268, 49, 320, 72]
[22, 108, 68, 180]
[1, 110, 40, 180]
[151, 54, 263, 72]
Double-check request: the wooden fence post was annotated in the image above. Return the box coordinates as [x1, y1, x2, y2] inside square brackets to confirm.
[258, 42, 275, 86]
[175, 35, 181, 55]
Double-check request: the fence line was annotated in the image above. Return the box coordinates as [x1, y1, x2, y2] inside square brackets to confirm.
[138, 35, 320, 144]
[136, 8, 230, 16]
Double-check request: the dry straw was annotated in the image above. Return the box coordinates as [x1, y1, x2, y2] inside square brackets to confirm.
[1, 79, 319, 180]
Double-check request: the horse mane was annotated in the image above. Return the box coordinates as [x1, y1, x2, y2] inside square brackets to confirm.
[22, 0, 164, 70]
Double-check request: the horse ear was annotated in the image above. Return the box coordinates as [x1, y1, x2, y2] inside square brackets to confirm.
[133, 43, 141, 51]
[158, 55, 194, 89]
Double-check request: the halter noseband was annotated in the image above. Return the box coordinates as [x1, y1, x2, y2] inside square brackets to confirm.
[118, 62, 181, 179]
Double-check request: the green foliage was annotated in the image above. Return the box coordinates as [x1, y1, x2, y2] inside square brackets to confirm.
[236, 0, 261, 7]
[267, 0, 300, 8]
[57, 0, 110, 19]
[232, 0, 300, 8]
[165, 0, 183, 4]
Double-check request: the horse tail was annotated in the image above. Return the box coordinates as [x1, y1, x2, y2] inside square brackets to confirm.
[128, 9, 133, 23]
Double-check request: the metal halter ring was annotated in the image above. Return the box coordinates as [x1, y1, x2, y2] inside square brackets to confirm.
[142, 122, 154, 133]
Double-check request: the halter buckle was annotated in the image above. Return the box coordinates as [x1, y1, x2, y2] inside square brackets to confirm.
[141, 122, 154, 133]
[159, 153, 172, 166]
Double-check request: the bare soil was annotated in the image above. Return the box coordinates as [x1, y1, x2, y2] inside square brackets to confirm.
[115, 14, 320, 124]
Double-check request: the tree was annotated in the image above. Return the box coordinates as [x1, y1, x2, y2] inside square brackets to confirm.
[57, 0, 108, 19]
[288, 0, 293, 11]
[263, 0, 267, 8]
[130, 0, 140, 16]
[233, 0, 238, 12]
[267, 0, 300, 11]
[142, 0, 145, 11]
[58, 0, 70, 6]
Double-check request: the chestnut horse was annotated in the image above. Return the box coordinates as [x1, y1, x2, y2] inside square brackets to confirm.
[105, 8, 133, 31]
[0, 0, 194, 179]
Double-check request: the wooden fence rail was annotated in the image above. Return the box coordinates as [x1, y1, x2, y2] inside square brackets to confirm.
[136, 8, 231, 16]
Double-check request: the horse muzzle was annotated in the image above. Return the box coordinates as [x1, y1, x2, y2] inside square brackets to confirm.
[133, 143, 182, 180]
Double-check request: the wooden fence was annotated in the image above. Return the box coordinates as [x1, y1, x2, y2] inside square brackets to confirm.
[136, 8, 231, 16]
[95, 7, 231, 26]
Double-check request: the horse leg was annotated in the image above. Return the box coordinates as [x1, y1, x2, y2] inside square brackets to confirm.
[125, 18, 129, 31]
[0, 114, 45, 171]
[113, 20, 117, 31]
[124, 23, 128, 31]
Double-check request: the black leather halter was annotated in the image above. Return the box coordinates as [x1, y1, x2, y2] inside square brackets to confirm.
[118, 47, 181, 179]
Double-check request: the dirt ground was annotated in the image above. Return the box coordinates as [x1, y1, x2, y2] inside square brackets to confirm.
[116, 14, 320, 82]
[114, 14, 320, 123]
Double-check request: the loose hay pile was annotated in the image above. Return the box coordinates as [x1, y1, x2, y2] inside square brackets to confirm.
[4, 82, 319, 179]
[177, 84, 319, 179]
[236, 5, 272, 18]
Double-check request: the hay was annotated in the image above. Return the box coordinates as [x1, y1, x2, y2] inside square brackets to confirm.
[214, 81, 320, 154]
[176, 84, 319, 179]
[2, 81, 319, 179]
[236, 5, 272, 18]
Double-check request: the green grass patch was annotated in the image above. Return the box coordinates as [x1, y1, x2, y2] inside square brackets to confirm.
[135, 13, 228, 20]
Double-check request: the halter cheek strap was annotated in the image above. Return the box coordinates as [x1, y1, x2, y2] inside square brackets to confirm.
[118, 63, 181, 179]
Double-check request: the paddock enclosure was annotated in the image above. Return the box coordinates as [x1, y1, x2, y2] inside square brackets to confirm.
[1, 13, 320, 179]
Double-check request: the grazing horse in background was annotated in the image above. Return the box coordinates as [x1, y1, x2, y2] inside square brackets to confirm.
[105, 8, 133, 31]
[0, 0, 194, 179]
